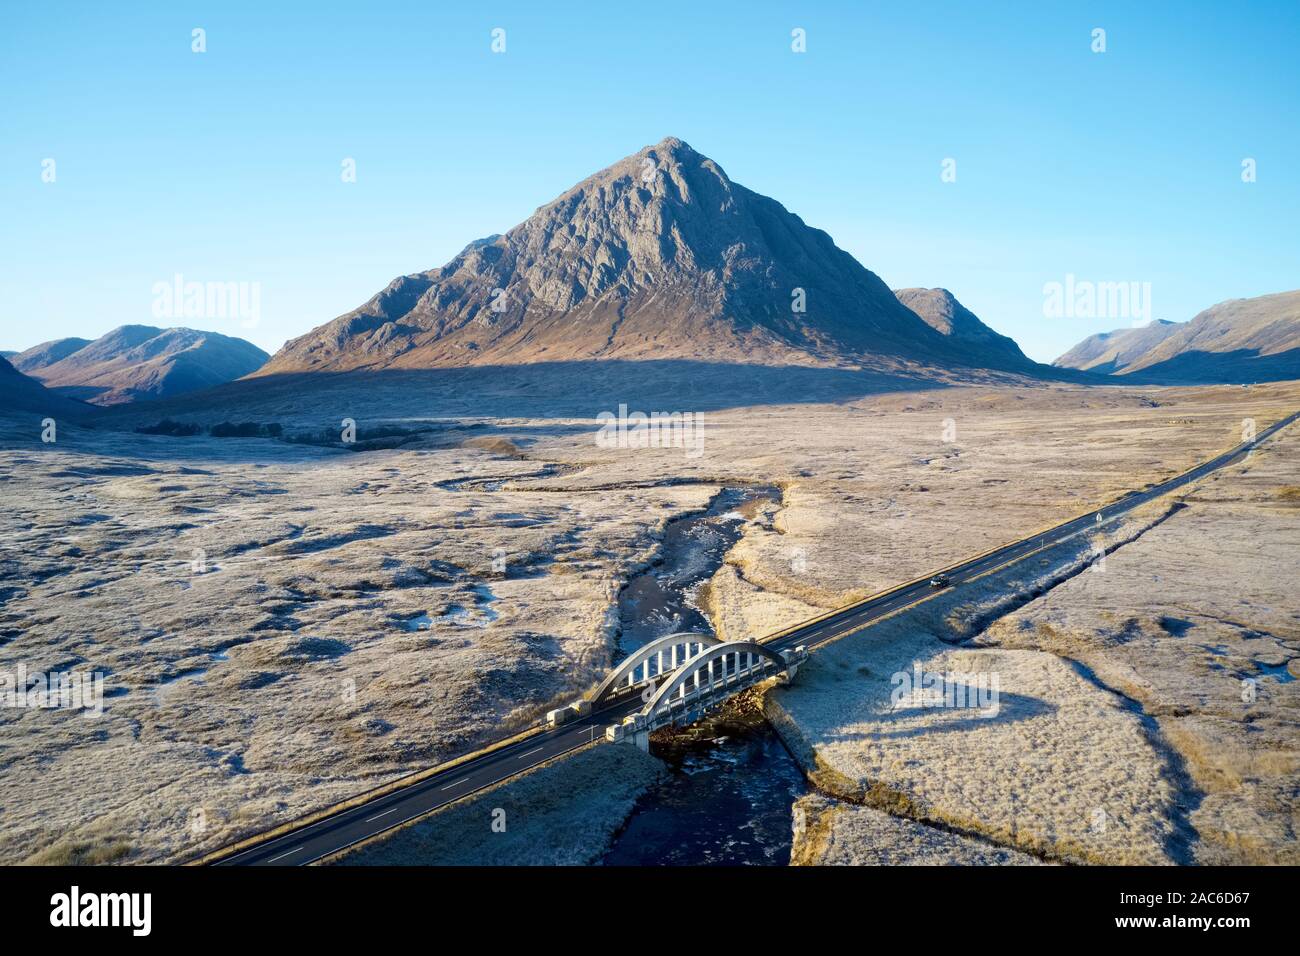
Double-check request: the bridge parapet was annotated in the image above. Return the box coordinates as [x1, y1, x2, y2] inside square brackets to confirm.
[605, 642, 808, 747]
[548, 632, 718, 727]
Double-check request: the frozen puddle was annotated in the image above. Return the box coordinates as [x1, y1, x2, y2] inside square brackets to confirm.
[147, 648, 233, 704]
[1256, 659, 1298, 684]
[402, 584, 500, 630]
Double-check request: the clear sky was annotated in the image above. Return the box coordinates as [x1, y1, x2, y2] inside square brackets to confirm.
[2, 1, 1296, 362]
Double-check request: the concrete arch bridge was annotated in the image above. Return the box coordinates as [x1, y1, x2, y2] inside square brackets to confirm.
[547, 631, 807, 750]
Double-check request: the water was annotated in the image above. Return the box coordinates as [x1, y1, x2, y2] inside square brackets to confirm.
[616, 486, 776, 653]
[600, 710, 808, 866]
[402, 584, 500, 630]
[1256, 659, 1298, 684]
[601, 485, 809, 866]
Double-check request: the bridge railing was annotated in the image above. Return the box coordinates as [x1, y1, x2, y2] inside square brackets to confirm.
[547, 632, 718, 727]
[607, 642, 807, 745]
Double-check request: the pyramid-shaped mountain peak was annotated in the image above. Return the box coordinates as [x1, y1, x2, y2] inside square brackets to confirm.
[258, 140, 1032, 376]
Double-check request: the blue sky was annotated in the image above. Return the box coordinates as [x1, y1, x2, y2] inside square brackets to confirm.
[2, 1, 1296, 362]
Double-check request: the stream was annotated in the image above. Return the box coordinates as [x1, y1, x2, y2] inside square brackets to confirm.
[599, 486, 810, 866]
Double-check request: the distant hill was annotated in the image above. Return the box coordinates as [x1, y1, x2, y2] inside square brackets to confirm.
[10, 337, 93, 373]
[0, 355, 89, 416]
[256, 137, 1036, 379]
[893, 288, 1034, 371]
[13, 326, 269, 405]
[1051, 320, 1181, 374]
[1053, 291, 1300, 383]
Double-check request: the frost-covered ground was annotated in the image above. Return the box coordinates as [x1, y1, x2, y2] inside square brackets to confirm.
[768, 417, 1298, 866]
[333, 744, 664, 866]
[763, 501, 1193, 864]
[790, 793, 1045, 865]
[1, 376, 1295, 863]
[975, 425, 1300, 864]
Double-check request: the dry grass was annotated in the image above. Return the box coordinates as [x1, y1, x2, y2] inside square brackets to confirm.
[332, 743, 664, 865]
[2, 377, 1296, 862]
[28, 839, 133, 866]
[461, 435, 524, 457]
[791, 793, 1044, 866]
[981, 426, 1300, 864]
[764, 514, 1189, 865]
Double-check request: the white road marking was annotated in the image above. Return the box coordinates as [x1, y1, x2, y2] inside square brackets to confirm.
[208, 413, 1300, 866]
[518, 747, 544, 759]
[265, 846, 306, 864]
[364, 807, 400, 822]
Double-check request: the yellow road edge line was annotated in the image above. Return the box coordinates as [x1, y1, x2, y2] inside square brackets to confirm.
[189, 721, 551, 865]
[307, 741, 604, 867]
[757, 410, 1295, 647]
[197, 409, 1296, 865]
[786, 409, 1297, 653]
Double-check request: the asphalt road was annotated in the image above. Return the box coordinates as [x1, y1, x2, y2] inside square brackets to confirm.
[215, 410, 1297, 866]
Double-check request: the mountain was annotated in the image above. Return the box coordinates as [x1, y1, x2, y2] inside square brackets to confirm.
[0, 355, 89, 416]
[15, 326, 270, 405]
[257, 138, 1029, 378]
[893, 288, 1033, 370]
[1052, 320, 1181, 374]
[10, 337, 92, 373]
[1054, 291, 1300, 382]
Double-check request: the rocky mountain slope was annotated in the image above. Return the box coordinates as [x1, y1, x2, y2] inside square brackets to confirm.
[1054, 291, 1300, 382]
[14, 325, 269, 405]
[10, 337, 93, 374]
[1052, 320, 1180, 374]
[257, 138, 1033, 378]
[893, 287, 1033, 370]
[0, 355, 88, 416]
